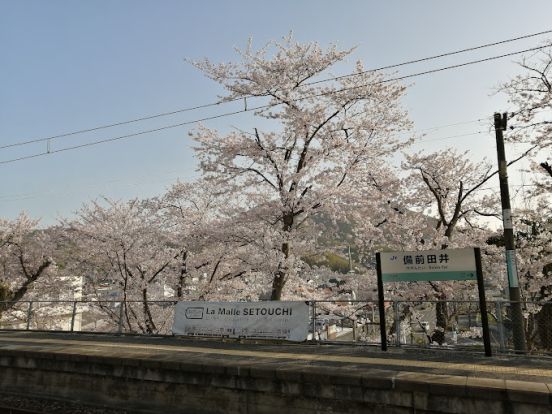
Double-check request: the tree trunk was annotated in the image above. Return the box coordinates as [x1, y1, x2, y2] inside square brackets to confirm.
[142, 287, 156, 334]
[177, 251, 188, 298]
[1, 259, 51, 313]
[432, 300, 449, 345]
[270, 242, 289, 300]
[270, 213, 293, 300]
[431, 239, 453, 345]
[0, 283, 10, 317]
[436, 301, 449, 330]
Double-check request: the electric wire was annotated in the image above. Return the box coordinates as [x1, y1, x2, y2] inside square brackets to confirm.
[416, 130, 487, 143]
[0, 108, 247, 165]
[2, 43, 551, 165]
[0, 125, 534, 199]
[416, 118, 489, 133]
[2, 30, 551, 151]
[305, 29, 552, 86]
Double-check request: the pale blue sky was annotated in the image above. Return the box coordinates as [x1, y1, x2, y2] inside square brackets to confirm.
[1, 1, 551, 223]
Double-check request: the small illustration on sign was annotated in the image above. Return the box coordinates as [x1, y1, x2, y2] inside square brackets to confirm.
[185, 307, 204, 319]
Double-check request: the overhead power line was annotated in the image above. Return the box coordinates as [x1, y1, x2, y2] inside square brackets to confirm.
[374, 43, 551, 84]
[416, 130, 487, 143]
[1, 43, 551, 166]
[0, 101, 227, 151]
[2, 29, 552, 152]
[0, 109, 247, 165]
[416, 118, 488, 133]
[306, 28, 552, 86]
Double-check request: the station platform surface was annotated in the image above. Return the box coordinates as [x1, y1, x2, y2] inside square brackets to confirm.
[0, 330, 550, 384]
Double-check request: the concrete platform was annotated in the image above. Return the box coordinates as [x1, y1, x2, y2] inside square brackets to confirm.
[0, 331, 551, 413]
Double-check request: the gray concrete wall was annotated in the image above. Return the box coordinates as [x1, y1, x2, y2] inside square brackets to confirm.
[0, 349, 550, 413]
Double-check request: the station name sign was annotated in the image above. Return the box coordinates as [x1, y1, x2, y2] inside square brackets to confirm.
[375, 247, 491, 356]
[379, 248, 477, 282]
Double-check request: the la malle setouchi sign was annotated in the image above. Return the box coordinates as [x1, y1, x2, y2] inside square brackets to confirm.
[172, 301, 310, 342]
[379, 248, 477, 282]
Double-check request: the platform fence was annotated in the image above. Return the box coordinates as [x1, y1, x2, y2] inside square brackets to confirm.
[1, 299, 550, 354]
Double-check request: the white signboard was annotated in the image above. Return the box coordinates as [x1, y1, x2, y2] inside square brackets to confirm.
[379, 248, 477, 282]
[172, 301, 310, 342]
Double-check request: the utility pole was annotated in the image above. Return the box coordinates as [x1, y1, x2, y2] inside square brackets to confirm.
[494, 112, 527, 352]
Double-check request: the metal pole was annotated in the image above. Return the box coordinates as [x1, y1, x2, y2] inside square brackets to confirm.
[70, 301, 77, 332]
[311, 301, 317, 342]
[393, 301, 401, 347]
[26, 301, 33, 330]
[474, 248, 492, 357]
[376, 253, 387, 351]
[496, 301, 506, 353]
[493, 112, 527, 352]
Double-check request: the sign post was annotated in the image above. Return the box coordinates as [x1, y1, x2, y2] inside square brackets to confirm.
[474, 248, 492, 357]
[375, 253, 387, 351]
[376, 247, 492, 357]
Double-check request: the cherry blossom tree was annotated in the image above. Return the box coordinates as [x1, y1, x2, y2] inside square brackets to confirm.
[64, 181, 267, 332]
[401, 149, 505, 340]
[159, 180, 224, 299]
[395, 149, 552, 349]
[501, 44, 552, 193]
[0, 213, 55, 314]
[351, 149, 503, 277]
[189, 34, 412, 300]
[401, 149, 501, 241]
[65, 198, 185, 333]
[158, 179, 260, 300]
[345, 150, 505, 343]
[513, 201, 552, 350]
[499, 44, 552, 350]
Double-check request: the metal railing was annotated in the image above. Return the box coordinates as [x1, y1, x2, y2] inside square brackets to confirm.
[1, 299, 550, 354]
[310, 299, 552, 355]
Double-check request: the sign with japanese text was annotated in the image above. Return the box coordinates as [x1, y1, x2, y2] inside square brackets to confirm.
[379, 248, 477, 282]
[172, 301, 310, 342]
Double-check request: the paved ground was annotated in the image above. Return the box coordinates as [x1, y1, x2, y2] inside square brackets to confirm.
[0, 330, 551, 383]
